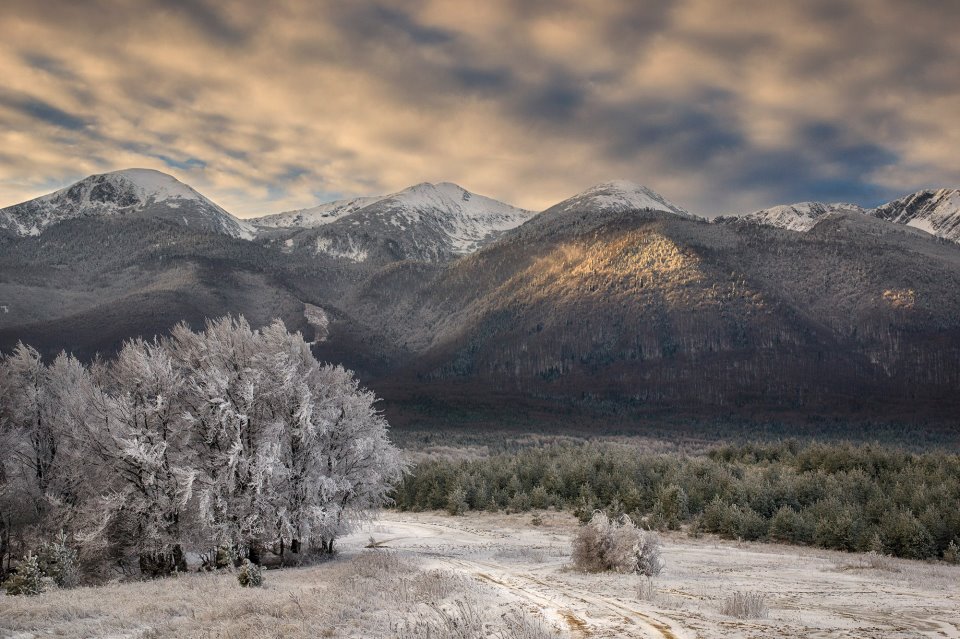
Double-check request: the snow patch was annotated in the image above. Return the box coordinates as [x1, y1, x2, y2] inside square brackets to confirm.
[315, 236, 369, 262]
[303, 303, 330, 342]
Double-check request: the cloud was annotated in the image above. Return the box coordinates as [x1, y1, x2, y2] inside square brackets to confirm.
[0, 0, 957, 217]
[0, 93, 92, 131]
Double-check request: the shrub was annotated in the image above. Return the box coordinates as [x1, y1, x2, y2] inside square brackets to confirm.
[3, 552, 46, 596]
[636, 576, 658, 602]
[446, 486, 468, 516]
[40, 531, 80, 589]
[880, 509, 934, 559]
[215, 544, 236, 569]
[720, 591, 769, 619]
[768, 506, 812, 544]
[571, 511, 664, 576]
[237, 559, 264, 587]
[943, 540, 960, 564]
[651, 484, 688, 530]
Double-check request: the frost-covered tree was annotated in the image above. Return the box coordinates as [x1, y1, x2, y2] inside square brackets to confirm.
[166, 318, 404, 559]
[0, 315, 404, 579]
[74, 339, 197, 575]
[0, 344, 55, 510]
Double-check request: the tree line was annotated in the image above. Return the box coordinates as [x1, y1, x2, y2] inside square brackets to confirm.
[0, 317, 403, 581]
[393, 440, 960, 561]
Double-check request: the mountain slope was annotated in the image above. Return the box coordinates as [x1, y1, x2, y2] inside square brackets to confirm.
[0, 169, 254, 239]
[331, 187, 960, 418]
[3, 174, 960, 422]
[872, 189, 960, 242]
[252, 194, 384, 229]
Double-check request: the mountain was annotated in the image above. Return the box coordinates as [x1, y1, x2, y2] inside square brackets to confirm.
[2, 172, 960, 424]
[324, 182, 960, 421]
[252, 194, 384, 229]
[873, 189, 960, 243]
[544, 179, 694, 218]
[256, 182, 534, 264]
[723, 189, 960, 244]
[719, 202, 867, 232]
[0, 169, 254, 239]
[510, 180, 696, 242]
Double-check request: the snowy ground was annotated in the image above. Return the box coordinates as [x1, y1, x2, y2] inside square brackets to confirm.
[1, 510, 957, 638]
[343, 511, 960, 639]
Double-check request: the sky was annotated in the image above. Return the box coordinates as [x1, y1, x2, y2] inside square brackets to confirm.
[0, 0, 958, 218]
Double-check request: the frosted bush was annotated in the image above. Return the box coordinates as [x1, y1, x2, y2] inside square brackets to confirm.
[237, 559, 264, 587]
[572, 511, 664, 576]
[720, 591, 768, 618]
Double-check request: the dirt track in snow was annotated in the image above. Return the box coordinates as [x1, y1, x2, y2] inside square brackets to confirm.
[342, 511, 960, 639]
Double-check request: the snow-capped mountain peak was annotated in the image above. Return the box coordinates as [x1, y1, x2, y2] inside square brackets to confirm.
[729, 201, 867, 232]
[254, 181, 535, 262]
[369, 182, 536, 253]
[720, 189, 960, 244]
[554, 180, 694, 218]
[0, 168, 254, 239]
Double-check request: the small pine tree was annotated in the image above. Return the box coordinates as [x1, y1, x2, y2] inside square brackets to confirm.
[446, 487, 468, 516]
[3, 552, 46, 596]
[237, 559, 264, 587]
[944, 540, 960, 565]
[40, 531, 79, 588]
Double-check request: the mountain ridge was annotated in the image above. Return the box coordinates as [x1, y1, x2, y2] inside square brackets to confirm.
[722, 190, 960, 244]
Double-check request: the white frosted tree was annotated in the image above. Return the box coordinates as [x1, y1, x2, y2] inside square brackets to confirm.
[300, 363, 405, 553]
[71, 339, 197, 575]
[166, 317, 288, 562]
[0, 344, 55, 512]
[167, 317, 404, 560]
[0, 316, 404, 577]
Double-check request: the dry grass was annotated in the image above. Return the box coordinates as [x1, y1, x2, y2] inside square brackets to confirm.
[636, 576, 658, 602]
[0, 550, 561, 639]
[835, 550, 901, 573]
[492, 546, 548, 564]
[720, 591, 769, 619]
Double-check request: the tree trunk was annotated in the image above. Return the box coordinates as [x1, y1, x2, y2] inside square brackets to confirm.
[172, 544, 187, 573]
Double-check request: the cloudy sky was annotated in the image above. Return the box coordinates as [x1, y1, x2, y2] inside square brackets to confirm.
[1, 0, 958, 217]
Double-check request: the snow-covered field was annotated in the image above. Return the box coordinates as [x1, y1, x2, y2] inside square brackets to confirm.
[2, 511, 958, 638]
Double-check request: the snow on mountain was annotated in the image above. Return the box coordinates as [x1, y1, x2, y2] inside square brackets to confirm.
[0, 169, 254, 239]
[552, 180, 695, 218]
[374, 182, 535, 253]
[252, 194, 384, 229]
[267, 182, 535, 263]
[728, 202, 867, 232]
[721, 190, 960, 245]
[872, 189, 960, 243]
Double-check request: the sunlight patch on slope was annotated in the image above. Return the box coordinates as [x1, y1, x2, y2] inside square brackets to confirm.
[509, 231, 762, 312]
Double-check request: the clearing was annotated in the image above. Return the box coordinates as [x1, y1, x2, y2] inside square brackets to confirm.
[1, 510, 957, 638]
